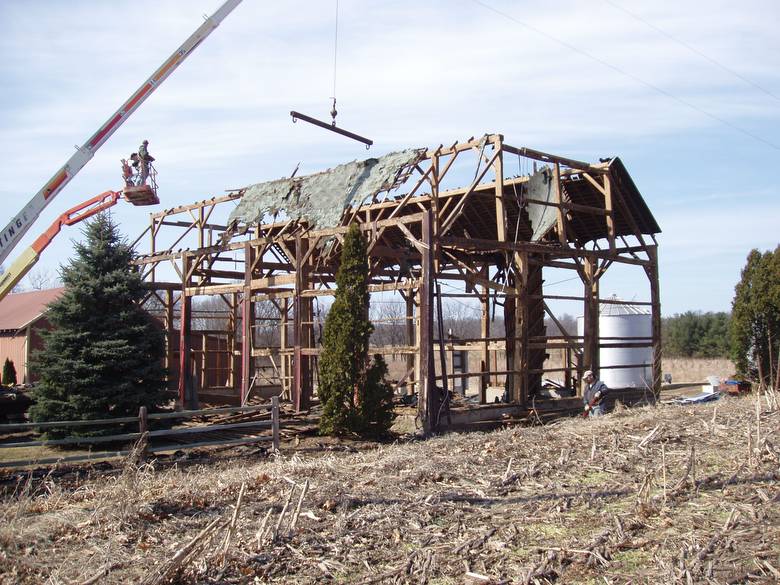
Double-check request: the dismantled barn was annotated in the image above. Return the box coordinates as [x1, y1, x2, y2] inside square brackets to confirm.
[133, 134, 661, 431]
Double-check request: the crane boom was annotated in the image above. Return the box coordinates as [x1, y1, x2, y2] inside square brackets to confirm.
[0, 0, 243, 266]
[0, 191, 123, 300]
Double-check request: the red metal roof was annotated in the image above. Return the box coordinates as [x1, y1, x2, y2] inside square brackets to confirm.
[0, 288, 64, 332]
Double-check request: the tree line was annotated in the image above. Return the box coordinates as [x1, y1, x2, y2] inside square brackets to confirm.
[662, 311, 731, 358]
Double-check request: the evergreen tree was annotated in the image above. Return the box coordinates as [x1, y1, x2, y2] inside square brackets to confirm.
[356, 354, 395, 437]
[730, 246, 780, 386]
[318, 224, 395, 436]
[29, 214, 166, 437]
[2, 358, 17, 386]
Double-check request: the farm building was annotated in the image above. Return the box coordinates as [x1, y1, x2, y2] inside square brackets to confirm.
[0, 287, 63, 384]
[134, 134, 661, 430]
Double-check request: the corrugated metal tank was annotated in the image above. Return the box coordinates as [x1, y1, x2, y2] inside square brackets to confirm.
[578, 297, 652, 389]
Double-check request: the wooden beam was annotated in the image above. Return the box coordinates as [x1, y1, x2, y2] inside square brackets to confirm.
[646, 246, 662, 397]
[404, 294, 416, 396]
[178, 255, 195, 409]
[241, 242, 254, 405]
[502, 144, 607, 174]
[417, 210, 437, 433]
[553, 163, 567, 246]
[439, 236, 652, 267]
[151, 193, 242, 219]
[603, 174, 616, 252]
[494, 136, 506, 243]
[582, 256, 600, 384]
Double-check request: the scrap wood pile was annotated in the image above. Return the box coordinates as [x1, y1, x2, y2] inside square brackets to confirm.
[1, 392, 779, 584]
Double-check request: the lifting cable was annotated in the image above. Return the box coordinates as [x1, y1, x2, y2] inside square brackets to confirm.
[290, 0, 373, 148]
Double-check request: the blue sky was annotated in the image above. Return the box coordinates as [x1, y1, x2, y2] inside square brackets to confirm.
[0, 0, 778, 316]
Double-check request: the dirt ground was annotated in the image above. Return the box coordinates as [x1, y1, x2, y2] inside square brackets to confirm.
[1, 390, 778, 584]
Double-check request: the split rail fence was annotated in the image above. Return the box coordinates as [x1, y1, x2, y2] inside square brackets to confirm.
[0, 396, 280, 469]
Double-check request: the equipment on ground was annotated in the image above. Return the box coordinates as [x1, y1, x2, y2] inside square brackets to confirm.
[0, 0, 243, 267]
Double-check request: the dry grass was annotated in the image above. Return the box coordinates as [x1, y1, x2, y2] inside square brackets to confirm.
[1, 391, 779, 584]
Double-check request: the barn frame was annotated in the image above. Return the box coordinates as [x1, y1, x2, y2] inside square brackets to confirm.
[132, 134, 661, 431]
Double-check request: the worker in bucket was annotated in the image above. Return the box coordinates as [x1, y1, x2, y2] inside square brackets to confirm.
[120, 158, 135, 187]
[582, 370, 609, 417]
[138, 139, 155, 185]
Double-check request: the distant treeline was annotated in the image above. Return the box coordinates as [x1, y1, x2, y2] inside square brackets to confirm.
[662, 311, 731, 358]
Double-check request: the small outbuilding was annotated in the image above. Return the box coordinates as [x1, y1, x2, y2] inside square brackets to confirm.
[0, 288, 63, 384]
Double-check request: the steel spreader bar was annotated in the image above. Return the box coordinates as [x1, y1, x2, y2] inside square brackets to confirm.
[290, 111, 373, 149]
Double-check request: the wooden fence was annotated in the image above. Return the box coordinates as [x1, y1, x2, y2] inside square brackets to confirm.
[0, 397, 280, 469]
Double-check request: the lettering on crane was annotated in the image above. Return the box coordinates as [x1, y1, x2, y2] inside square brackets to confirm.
[0, 212, 29, 250]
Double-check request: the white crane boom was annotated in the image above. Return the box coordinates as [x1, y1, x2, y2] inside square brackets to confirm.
[0, 0, 243, 266]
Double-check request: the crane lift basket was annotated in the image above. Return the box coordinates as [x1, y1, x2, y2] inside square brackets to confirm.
[123, 162, 160, 206]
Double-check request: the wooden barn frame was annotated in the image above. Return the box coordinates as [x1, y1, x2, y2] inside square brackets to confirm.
[132, 134, 661, 432]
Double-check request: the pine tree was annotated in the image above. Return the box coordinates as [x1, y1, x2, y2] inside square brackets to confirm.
[2, 358, 17, 386]
[318, 224, 395, 436]
[29, 214, 166, 438]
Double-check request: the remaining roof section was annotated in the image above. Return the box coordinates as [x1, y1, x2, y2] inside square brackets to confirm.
[601, 295, 650, 316]
[0, 287, 63, 333]
[229, 149, 426, 229]
[563, 157, 661, 244]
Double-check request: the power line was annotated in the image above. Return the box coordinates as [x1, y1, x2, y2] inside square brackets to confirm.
[469, 0, 779, 151]
[602, 0, 780, 104]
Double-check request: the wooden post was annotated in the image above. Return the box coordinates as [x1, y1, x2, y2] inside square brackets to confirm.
[241, 242, 255, 405]
[504, 285, 516, 403]
[603, 174, 616, 253]
[271, 395, 280, 451]
[293, 236, 312, 411]
[405, 293, 415, 397]
[280, 297, 289, 400]
[431, 151, 440, 252]
[647, 246, 662, 397]
[149, 216, 156, 282]
[138, 406, 148, 435]
[229, 292, 240, 389]
[138, 405, 148, 460]
[480, 360, 488, 404]
[418, 210, 438, 433]
[199, 333, 207, 393]
[553, 163, 568, 245]
[178, 255, 193, 409]
[582, 256, 600, 389]
[493, 135, 506, 243]
[515, 252, 530, 407]
[481, 283, 490, 400]
[165, 289, 175, 391]
[435, 283, 449, 394]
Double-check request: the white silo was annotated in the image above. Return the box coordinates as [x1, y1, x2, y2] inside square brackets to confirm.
[577, 296, 652, 389]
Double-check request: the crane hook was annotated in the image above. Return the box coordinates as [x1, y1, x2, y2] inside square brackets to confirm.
[330, 97, 338, 127]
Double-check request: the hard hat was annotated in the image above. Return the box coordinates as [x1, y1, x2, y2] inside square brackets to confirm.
[143, 140, 149, 145]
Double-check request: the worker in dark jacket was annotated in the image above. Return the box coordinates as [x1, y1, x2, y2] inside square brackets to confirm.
[583, 370, 609, 417]
[138, 139, 155, 185]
